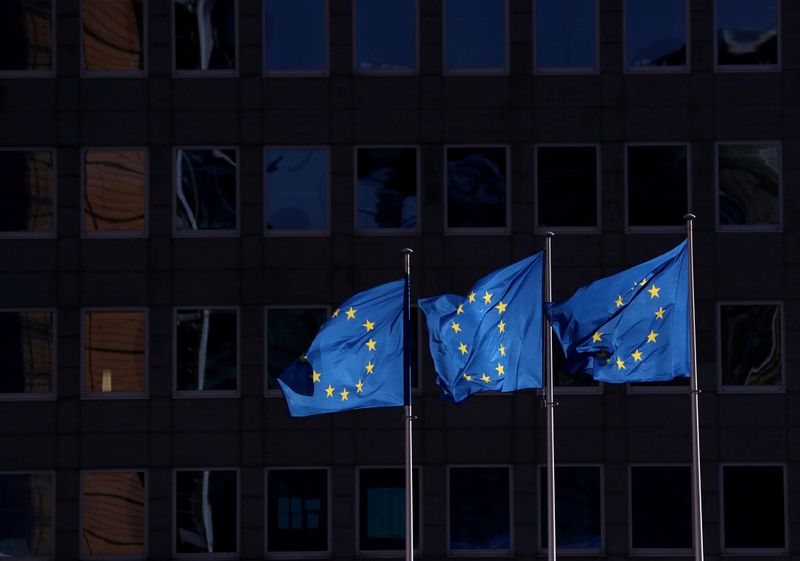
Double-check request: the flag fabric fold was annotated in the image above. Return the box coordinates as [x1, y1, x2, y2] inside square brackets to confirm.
[419, 254, 544, 402]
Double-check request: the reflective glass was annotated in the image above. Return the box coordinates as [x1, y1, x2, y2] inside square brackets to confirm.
[718, 144, 780, 227]
[176, 309, 237, 392]
[0, 0, 53, 71]
[83, 311, 146, 395]
[357, 147, 417, 229]
[539, 466, 601, 550]
[265, 0, 326, 72]
[175, 149, 237, 232]
[267, 469, 328, 552]
[0, 151, 54, 234]
[83, 0, 144, 71]
[265, 148, 327, 231]
[626, 145, 687, 228]
[445, 0, 506, 71]
[174, 0, 236, 71]
[720, 304, 782, 387]
[0, 311, 53, 395]
[536, 146, 597, 228]
[355, 0, 416, 71]
[84, 149, 146, 233]
[358, 468, 420, 551]
[717, 0, 778, 67]
[446, 146, 507, 229]
[625, 0, 686, 68]
[266, 308, 327, 390]
[723, 465, 785, 549]
[449, 467, 510, 550]
[0, 473, 52, 557]
[535, 0, 596, 70]
[175, 470, 237, 554]
[630, 466, 691, 549]
[82, 471, 145, 557]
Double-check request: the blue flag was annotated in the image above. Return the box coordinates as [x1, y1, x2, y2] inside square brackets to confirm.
[419, 255, 543, 402]
[547, 241, 690, 383]
[278, 280, 405, 416]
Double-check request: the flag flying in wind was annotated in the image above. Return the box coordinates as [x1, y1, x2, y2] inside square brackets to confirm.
[547, 241, 690, 383]
[278, 279, 405, 416]
[419, 254, 543, 402]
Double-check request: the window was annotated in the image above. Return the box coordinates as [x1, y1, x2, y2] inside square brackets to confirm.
[534, 0, 596, 72]
[357, 467, 420, 552]
[175, 148, 237, 234]
[264, 0, 326, 74]
[83, 149, 147, 235]
[625, 144, 688, 230]
[448, 466, 511, 552]
[721, 465, 786, 551]
[716, 0, 779, 69]
[446, 146, 508, 231]
[0, 473, 53, 557]
[0, 0, 53, 73]
[552, 339, 598, 390]
[717, 142, 781, 230]
[356, 146, 418, 231]
[174, 0, 237, 73]
[265, 307, 327, 391]
[718, 303, 782, 390]
[83, 310, 146, 397]
[625, 0, 687, 70]
[535, 145, 598, 231]
[539, 465, 602, 552]
[0, 310, 53, 397]
[175, 309, 238, 394]
[444, 0, 506, 72]
[82, 0, 145, 73]
[355, 0, 416, 72]
[0, 150, 54, 236]
[265, 148, 328, 233]
[266, 468, 329, 554]
[629, 465, 691, 552]
[82, 471, 146, 557]
[175, 470, 237, 555]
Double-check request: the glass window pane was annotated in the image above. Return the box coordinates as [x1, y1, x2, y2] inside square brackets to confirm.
[0, 473, 52, 557]
[625, 0, 686, 68]
[446, 146, 507, 229]
[355, 0, 416, 72]
[720, 304, 782, 387]
[539, 466, 601, 550]
[626, 145, 687, 228]
[445, 0, 506, 71]
[83, 311, 146, 395]
[723, 465, 785, 549]
[536, 146, 597, 228]
[82, 471, 145, 557]
[358, 468, 419, 551]
[265, 0, 326, 72]
[266, 308, 327, 390]
[357, 147, 418, 229]
[630, 466, 691, 549]
[449, 466, 510, 550]
[176, 309, 237, 392]
[175, 148, 237, 232]
[0, 0, 53, 71]
[84, 149, 146, 233]
[718, 144, 780, 227]
[267, 469, 328, 552]
[265, 148, 327, 231]
[535, 0, 596, 70]
[717, 0, 778, 67]
[83, 0, 144, 71]
[0, 311, 53, 395]
[175, 470, 237, 554]
[0, 151, 54, 234]
[174, 0, 236, 71]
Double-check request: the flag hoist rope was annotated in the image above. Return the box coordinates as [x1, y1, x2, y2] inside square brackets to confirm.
[543, 232, 557, 561]
[402, 248, 415, 561]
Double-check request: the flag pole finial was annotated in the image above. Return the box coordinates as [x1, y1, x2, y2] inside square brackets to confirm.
[684, 213, 696, 222]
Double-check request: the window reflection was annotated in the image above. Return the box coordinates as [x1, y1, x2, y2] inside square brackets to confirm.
[265, 0, 326, 72]
[0, 311, 53, 395]
[536, 146, 597, 229]
[355, 0, 416, 71]
[0, 0, 53, 71]
[175, 470, 237, 554]
[176, 309, 237, 392]
[0, 473, 52, 557]
[535, 0, 596, 70]
[174, 0, 236, 71]
[357, 147, 417, 229]
[358, 468, 419, 551]
[84, 311, 146, 395]
[82, 471, 145, 557]
[446, 147, 507, 229]
[267, 469, 328, 553]
[175, 149, 237, 232]
[626, 145, 687, 228]
[0, 150, 53, 234]
[720, 304, 782, 387]
[266, 308, 327, 390]
[722, 465, 785, 549]
[445, 0, 506, 71]
[83, 0, 144, 71]
[718, 144, 780, 228]
[265, 149, 327, 232]
[630, 466, 691, 550]
[625, 0, 686, 68]
[84, 149, 146, 233]
[449, 466, 510, 551]
[539, 466, 601, 550]
[717, 0, 778, 67]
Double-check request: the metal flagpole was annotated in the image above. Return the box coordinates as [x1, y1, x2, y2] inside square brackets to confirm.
[684, 215, 704, 561]
[543, 232, 557, 561]
[402, 248, 415, 561]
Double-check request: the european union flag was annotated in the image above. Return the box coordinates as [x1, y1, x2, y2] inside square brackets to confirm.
[419, 255, 543, 402]
[547, 241, 689, 383]
[278, 280, 405, 416]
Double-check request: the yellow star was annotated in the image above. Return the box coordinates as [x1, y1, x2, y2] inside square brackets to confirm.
[495, 363, 505, 376]
[468, 291, 476, 303]
[655, 306, 665, 319]
[362, 319, 375, 331]
[312, 370, 321, 383]
[483, 290, 493, 304]
[345, 307, 357, 319]
[456, 303, 464, 315]
[463, 373, 473, 381]
[496, 301, 507, 314]
[458, 342, 468, 355]
[451, 321, 462, 334]
[332, 308, 340, 318]
[646, 330, 659, 343]
[356, 380, 364, 393]
[648, 284, 660, 299]
[615, 295, 624, 308]
[592, 331, 602, 343]
[640, 277, 648, 287]
[366, 339, 377, 351]
[481, 373, 491, 383]
[497, 320, 506, 334]
[365, 361, 375, 374]
[631, 349, 643, 362]
[325, 385, 334, 397]
[499, 344, 506, 357]
[340, 388, 349, 401]
[616, 356, 626, 370]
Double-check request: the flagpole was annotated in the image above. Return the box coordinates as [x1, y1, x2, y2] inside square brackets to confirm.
[543, 232, 557, 561]
[402, 248, 415, 561]
[684, 214, 704, 561]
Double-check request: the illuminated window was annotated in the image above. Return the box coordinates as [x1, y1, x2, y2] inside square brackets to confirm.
[83, 149, 146, 235]
[83, 310, 146, 396]
[83, 0, 145, 72]
[82, 471, 146, 557]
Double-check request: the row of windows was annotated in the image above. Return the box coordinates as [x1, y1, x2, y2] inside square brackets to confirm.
[0, 0, 782, 76]
[0, 302, 784, 398]
[1, 464, 788, 557]
[0, 143, 783, 237]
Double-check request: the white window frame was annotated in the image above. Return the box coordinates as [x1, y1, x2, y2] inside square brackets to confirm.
[352, 0, 419, 75]
[0, 471, 55, 560]
[622, 0, 690, 74]
[532, 0, 600, 74]
[442, 0, 509, 75]
[171, 0, 239, 77]
[262, 0, 329, 77]
[0, 308, 56, 401]
[0, 148, 57, 239]
[713, 0, 781, 73]
[0, 0, 56, 78]
[79, 0, 148, 77]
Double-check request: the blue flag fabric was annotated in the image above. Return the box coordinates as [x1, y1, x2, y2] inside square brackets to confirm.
[419, 255, 544, 403]
[547, 241, 690, 383]
[278, 280, 405, 416]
